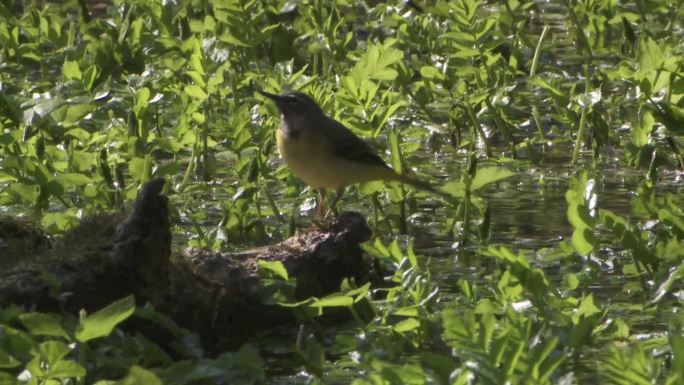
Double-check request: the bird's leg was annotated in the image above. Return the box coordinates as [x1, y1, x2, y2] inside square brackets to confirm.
[314, 188, 326, 220]
[325, 187, 345, 218]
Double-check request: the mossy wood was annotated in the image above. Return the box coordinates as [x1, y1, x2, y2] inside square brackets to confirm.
[0, 179, 378, 348]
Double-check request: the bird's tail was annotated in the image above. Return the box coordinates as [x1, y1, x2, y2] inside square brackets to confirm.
[392, 173, 456, 204]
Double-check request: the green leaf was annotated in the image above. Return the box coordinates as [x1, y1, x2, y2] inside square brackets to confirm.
[441, 180, 465, 198]
[42, 212, 79, 232]
[573, 294, 601, 321]
[632, 110, 654, 146]
[62, 61, 81, 80]
[419, 352, 457, 384]
[473, 298, 500, 314]
[8, 182, 37, 203]
[653, 102, 684, 135]
[373, 69, 398, 80]
[562, 273, 580, 291]
[452, 43, 479, 58]
[218, 34, 250, 47]
[420, 65, 444, 80]
[39, 341, 70, 365]
[471, 167, 515, 191]
[184, 85, 208, 101]
[406, 244, 418, 268]
[599, 209, 657, 267]
[393, 318, 420, 332]
[528, 77, 569, 106]
[650, 261, 684, 304]
[185, 70, 206, 88]
[566, 201, 595, 229]
[358, 180, 384, 196]
[82, 65, 98, 90]
[19, 313, 69, 338]
[115, 366, 163, 385]
[24, 99, 67, 124]
[189, 53, 205, 76]
[64, 128, 92, 141]
[348, 42, 403, 84]
[638, 38, 663, 73]
[388, 128, 402, 173]
[298, 335, 324, 377]
[134, 87, 150, 116]
[388, 239, 403, 263]
[56, 173, 93, 187]
[310, 294, 353, 308]
[257, 260, 289, 280]
[571, 228, 597, 256]
[258, 278, 297, 305]
[0, 326, 34, 363]
[75, 295, 135, 342]
[128, 157, 150, 181]
[658, 208, 684, 234]
[0, 351, 20, 369]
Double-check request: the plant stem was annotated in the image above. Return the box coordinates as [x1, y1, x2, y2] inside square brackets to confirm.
[180, 131, 199, 191]
[532, 107, 546, 144]
[666, 136, 684, 170]
[262, 187, 284, 223]
[530, 25, 550, 77]
[572, 107, 588, 164]
[562, 0, 593, 60]
[463, 101, 493, 158]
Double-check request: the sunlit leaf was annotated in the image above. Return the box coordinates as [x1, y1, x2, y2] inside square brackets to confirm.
[310, 294, 353, 308]
[441, 180, 465, 197]
[62, 60, 81, 80]
[471, 167, 515, 191]
[393, 318, 420, 332]
[571, 228, 597, 256]
[638, 38, 663, 73]
[632, 110, 653, 146]
[257, 260, 289, 280]
[57, 173, 93, 186]
[39, 340, 70, 365]
[185, 85, 208, 101]
[75, 295, 135, 342]
[420, 66, 444, 80]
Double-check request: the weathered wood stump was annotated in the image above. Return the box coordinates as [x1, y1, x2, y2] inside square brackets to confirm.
[0, 179, 380, 348]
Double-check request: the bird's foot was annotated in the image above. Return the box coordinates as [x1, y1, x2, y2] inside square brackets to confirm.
[309, 209, 338, 231]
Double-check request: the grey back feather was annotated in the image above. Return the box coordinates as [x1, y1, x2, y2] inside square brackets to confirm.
[321, 116, 390, 169]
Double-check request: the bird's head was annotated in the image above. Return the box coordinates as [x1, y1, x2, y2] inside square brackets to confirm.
[259, 90, 324, 138]
[259, 90, 323, 121]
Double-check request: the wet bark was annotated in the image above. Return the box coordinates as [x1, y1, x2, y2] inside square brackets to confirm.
[0, 179, 379, 348]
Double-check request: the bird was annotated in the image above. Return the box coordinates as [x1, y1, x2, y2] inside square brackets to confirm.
[259, 89, 449, 219]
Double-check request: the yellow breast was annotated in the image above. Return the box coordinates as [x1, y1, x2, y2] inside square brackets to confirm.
[276, 128, 395, 189]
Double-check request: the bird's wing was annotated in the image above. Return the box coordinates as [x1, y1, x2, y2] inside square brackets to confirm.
[322, 116, 390, 168]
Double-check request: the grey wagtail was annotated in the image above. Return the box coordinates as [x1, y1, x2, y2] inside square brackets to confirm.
[259, 90, 448, 218]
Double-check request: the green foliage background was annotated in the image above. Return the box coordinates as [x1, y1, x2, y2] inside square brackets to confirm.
[1, 0, 683, 384]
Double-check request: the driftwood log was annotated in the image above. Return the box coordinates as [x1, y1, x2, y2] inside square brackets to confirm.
[0, 179, 380, 349]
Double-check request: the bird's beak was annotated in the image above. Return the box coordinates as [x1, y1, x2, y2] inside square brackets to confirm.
[258, 90, 286, 102]
[258, 90, 278, 99]
[258, 90, 288, 111]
